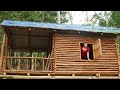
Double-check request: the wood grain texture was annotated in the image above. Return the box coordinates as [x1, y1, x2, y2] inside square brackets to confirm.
[54, 33, 119, 73]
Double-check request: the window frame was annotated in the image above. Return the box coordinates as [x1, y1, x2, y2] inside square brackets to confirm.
[79, 38, 102, 61]
[79, 42, 94, 61]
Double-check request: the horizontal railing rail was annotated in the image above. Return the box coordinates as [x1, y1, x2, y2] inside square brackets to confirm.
[4, 57, 55, 59]
[2, 56, 54, 72]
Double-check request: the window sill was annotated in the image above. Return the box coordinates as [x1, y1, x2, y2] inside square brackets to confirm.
[79, 60, 94, 62]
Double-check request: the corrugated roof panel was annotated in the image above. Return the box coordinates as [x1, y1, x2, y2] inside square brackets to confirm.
[1, 20, 120, 34]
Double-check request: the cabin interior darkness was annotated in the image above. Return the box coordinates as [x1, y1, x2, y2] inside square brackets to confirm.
[5, 28, 53, 58]
[80, 43, 93, 60]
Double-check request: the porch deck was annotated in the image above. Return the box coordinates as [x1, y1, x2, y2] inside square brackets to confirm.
[1, 70, 119, 79]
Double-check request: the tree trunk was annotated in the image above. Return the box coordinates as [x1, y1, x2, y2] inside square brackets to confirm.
[57, 11, 61, 24]
[68, 11, 73, 24]
[85, 11, 89, 24]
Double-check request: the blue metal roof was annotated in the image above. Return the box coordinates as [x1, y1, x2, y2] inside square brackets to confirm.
[1, 20, 120, 34]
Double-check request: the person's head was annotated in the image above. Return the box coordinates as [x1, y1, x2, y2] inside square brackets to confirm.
[84, 43, 88, 47]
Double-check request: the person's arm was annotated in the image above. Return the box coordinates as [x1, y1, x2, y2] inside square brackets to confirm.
[87, 52, 90, 60]
[87, 47, 90, 60]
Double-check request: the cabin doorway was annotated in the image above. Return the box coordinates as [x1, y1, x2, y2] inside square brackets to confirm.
[80, 43, 93, 60]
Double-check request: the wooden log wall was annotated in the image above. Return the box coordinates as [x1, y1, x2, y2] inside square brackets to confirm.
[54, 33, 119, 74]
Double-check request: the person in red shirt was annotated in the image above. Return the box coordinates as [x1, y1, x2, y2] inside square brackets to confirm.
[81, 43, 90, 60]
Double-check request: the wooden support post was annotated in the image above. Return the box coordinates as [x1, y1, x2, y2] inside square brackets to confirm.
[26, 30, 28, 51]
[4, 32, 8, 70]
[9, 48, 12, 70]
[16, 30, 20, 70]
[6, 47, 10, 70]
[3, 58, 5, 70]
[31, 30, 34, 70]
[0, 33, 5, 73]
[17, 30, 19, 50]
[51, 34, 54, 71]
[5, 32, 8, 57]
[53, 34, 56, 72]
[25, 30, 28, 70]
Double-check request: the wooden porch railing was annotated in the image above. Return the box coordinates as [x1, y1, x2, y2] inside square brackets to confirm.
[2, 57, 54, 72]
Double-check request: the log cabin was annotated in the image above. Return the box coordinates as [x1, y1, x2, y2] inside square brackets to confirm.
[0, 20, 120, 79]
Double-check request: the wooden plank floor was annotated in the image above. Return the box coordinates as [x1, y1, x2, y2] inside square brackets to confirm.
[1, 70, 119, 76]
[0, 75, 120, 79]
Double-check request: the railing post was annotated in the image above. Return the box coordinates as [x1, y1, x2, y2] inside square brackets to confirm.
[18, 52, 20, 70]
[10, 57, 12, 71]
[26, 58, 28, 70]
[34, 59, 36, 71]
[50, 59, 53, 71]
[3, 57, 5, 70]
[42, 58, 44, 71]
[3, 57, 54, 72]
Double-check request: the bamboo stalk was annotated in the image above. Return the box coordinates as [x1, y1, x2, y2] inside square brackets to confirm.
[10, 57, 12, 71]
[18, 52, 20, 70]
[50, 59, 52, 71]
[3, 58, 5, 70]
[31, 30, 34, 71]
[26, 58, 28, 70]
[43, 59, 44, 71]
[34, 59, 36, 71]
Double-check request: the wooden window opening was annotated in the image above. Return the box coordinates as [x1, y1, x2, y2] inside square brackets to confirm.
[80, 38, 102, 60]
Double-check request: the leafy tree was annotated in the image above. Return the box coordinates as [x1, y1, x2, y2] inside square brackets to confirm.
[107, 11, 120, 50]
[0, 11, 68, 70]
[90, 11, 111, 26]
[90, 11, 120, 50]
[108, 11, 120, 28]
[0, 11, 68, 46]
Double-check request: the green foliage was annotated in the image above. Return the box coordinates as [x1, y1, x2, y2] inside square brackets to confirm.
[0, 28, 3, 46]
[90, 11, 111, 27]
[106, 11, 120, 50]
[0, 11, 68, 23]
[99, 19, 107, 27]
[0, 11, 68, 71]
[91, 11, 120, 52]
[0, 11, 68, 47]
[90, 11, 120, 28]
[117, 34, 120, 50]
[108, 11, 120, 28]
